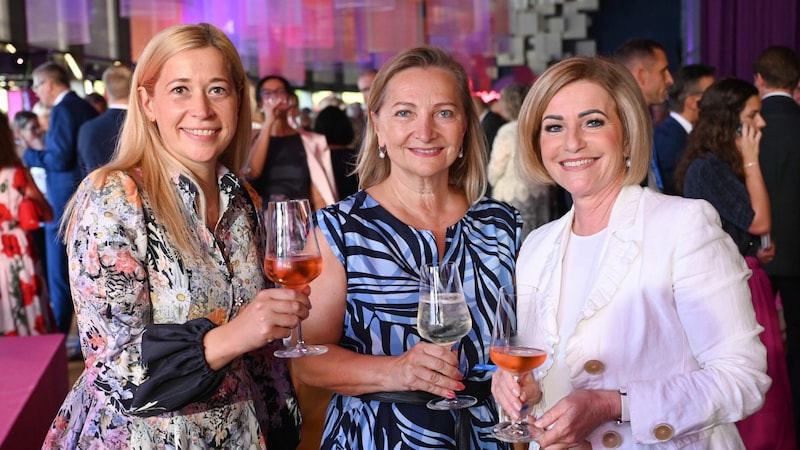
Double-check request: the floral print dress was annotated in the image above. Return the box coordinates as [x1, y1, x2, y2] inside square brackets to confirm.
[43, 167, 300, 449]
[0, 164, 50, 336]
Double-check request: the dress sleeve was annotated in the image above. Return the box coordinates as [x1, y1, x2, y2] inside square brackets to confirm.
[128, 318, 228, 417]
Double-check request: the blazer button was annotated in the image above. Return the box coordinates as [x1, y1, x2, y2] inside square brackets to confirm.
[653, 424, 674, 441]
[583, 360, 605, 374]
[602, 431, 622, 448]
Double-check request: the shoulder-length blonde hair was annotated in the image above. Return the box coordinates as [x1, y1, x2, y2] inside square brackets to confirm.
[356, 45, 487, 204]
[517, 56, 651, 186]
[62, 23, 251, 254]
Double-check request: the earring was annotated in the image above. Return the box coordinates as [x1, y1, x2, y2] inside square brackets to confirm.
[458, 147, 464, 158]
[378, 145, 387, 159]
[625, 156, 631, 168]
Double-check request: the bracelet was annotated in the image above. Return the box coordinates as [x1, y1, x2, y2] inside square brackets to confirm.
[744, 161, 759, 168]
[616, 386, 630, 424]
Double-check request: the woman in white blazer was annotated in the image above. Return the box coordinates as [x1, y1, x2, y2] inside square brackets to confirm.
[491, 56, 769, 449]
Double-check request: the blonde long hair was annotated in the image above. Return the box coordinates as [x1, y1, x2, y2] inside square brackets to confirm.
[62, 23, 251, 254]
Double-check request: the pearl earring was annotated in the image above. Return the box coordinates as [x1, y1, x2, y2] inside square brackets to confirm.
[378, 145, 387, 159]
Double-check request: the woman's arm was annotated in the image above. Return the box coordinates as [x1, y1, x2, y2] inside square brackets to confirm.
[739, 123, 770, 234]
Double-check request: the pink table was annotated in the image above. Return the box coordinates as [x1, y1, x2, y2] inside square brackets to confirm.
[0, 334, 68, 450]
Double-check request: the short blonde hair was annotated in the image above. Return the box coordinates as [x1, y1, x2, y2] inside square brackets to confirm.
[357, 45, 487, 204]
[517, 56, 651, 186]
[64, 23, 251, 254]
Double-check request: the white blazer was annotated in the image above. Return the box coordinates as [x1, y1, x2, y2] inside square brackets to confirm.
[516, 185, 769, 449]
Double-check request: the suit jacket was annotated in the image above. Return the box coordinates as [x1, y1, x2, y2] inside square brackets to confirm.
[653, 114, 688, 195]
[77, 107, 127, 179]
[480, 111, 506, 153]
[24, 91, 98, 219]
[759, 95, 800, 277]
[517, 185, 768, 449]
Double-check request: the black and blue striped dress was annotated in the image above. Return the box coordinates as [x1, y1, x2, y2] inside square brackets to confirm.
[316, 190, 522, 449]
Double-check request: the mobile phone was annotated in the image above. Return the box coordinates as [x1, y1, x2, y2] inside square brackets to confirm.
[737, 123, 743, 136]
[761, 234, 771, 249]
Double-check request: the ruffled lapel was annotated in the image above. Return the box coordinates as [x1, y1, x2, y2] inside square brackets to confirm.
[578, 185, 642, 318]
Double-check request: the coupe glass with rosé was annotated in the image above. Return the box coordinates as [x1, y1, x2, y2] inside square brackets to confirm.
[264, 199, 327, 358]
[490, 284, 547, 443]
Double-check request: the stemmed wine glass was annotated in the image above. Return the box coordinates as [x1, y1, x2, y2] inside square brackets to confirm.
[417, 262, 477, 410]
[490, 284, 547, 443]
[264, 199, 327, 358]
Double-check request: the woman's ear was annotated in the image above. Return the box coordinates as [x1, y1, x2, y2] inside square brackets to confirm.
[138, 86, 155, 122]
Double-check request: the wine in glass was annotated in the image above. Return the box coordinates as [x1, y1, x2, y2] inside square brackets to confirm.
[264, 199, 327, 358]
[490, 284, 547, 443]
[417, 262, 477, 410]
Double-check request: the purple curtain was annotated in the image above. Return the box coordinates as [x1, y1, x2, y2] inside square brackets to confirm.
[701, 0, 800, 80]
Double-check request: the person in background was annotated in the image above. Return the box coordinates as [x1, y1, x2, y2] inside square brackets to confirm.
[77, 64, 132, 179]
[244, 74, 337, 210]
[314, 105, 359, 199]
[754, 47, 800, 443]
[357, 68, 377, 102]
[653, 64, 715, 195]
[293, 45, 522, 450]
[472, 95, 506, 157]
[11, 110, 49, 283]
[488, 82, 551, 237]
[492, 56, 768, 449]
[42, 23, 306, 449]
[23, 62, 98, 337]
[676, 77, 796, 450]
[614, 38, 674, 190]
[0, 111, 53, 336]
[85, 92, 108, 115]
[32, 101, 51, 134]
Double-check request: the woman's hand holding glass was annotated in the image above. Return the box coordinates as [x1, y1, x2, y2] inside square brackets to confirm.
[417, 262, 477, 410]
[203, 288, 311, 371]
[490, 285, 547, 443]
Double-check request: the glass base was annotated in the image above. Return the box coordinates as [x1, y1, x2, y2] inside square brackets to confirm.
[426, 395, 477, 410]
[492, 421, 537, 443]
[274, 344, 328, 358]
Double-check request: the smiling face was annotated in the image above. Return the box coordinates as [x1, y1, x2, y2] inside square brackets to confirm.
[371, 67, 467, 184]
[539, 80, 626, 200]
[139, 47, 238, 175]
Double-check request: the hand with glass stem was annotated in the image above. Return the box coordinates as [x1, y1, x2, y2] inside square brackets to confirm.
[491, 368, 541, 428]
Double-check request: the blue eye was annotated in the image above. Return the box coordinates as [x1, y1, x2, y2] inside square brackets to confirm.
[544, 124, 563, 133]
[395, 110, 411, 118]
[586, 118, 605, 127]
[438, 110, 454, 119]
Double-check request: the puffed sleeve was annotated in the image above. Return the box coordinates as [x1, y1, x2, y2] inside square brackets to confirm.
[128, 318, 228, 416]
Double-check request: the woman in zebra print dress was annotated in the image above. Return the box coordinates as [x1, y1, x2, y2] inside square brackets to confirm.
[293, 46, 523, 450]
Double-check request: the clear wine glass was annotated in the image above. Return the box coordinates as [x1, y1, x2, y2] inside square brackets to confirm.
[490, 284, 547, 443]
[417, 262, 477, 410]
[264, 199, 327, 358]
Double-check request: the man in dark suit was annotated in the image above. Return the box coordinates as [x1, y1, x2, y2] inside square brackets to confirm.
[755, 45, 800, 437]
[653, 64, 715, 195]
[23, 62, 97, 335]
[77, 64, 132, 179]
[614, 38, 674, 190]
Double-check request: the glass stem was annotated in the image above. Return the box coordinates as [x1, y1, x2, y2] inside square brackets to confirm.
[294, 323, 308, 349]
[511, 374, 523, 426]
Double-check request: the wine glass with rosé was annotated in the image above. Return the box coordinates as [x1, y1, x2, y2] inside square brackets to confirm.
[490, 284, 547, 443]
[417, 262, 477, 410]
[264, 199, 327, 358]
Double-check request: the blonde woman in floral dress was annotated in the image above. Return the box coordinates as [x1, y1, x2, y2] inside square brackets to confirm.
[42, 24, 308, 449]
